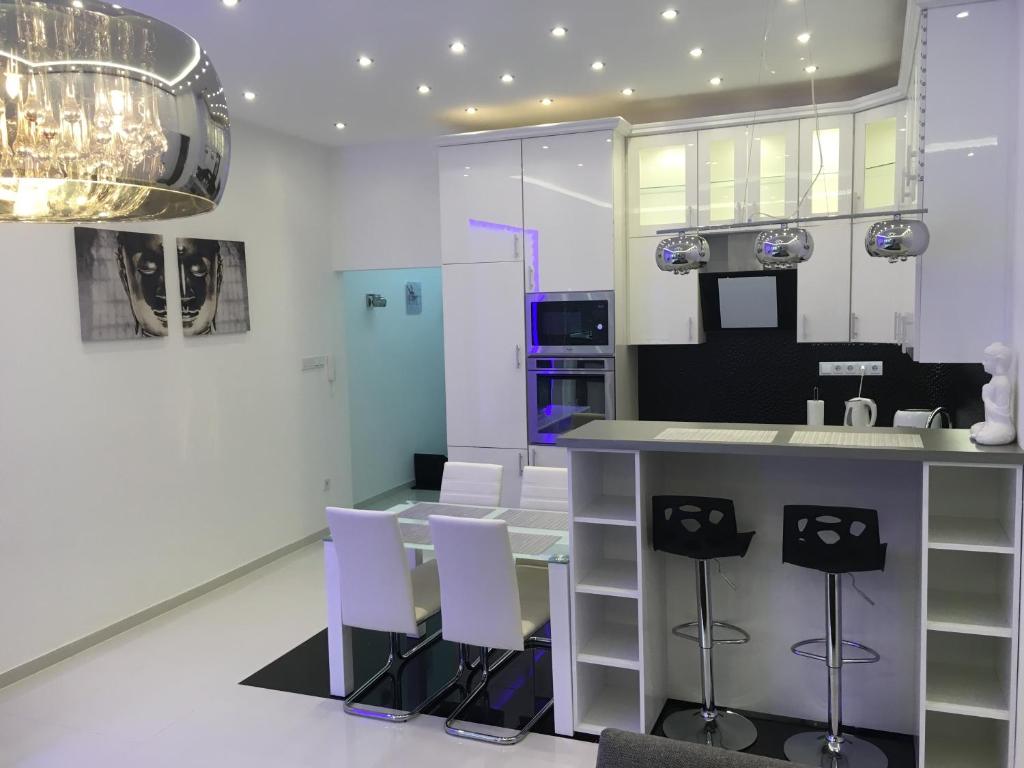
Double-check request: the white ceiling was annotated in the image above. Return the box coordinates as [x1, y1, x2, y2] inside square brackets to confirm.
[127, 0, 908, 146]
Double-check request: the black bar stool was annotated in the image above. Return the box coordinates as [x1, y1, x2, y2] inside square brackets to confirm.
[782, 505, 888, 768]
[653, 495, 757, 751]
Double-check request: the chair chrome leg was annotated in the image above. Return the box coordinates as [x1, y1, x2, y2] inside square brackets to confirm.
[444, 639, 553, 745]
[343, 628, 450, 722]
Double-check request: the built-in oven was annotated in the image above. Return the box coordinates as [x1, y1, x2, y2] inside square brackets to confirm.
[527, 357, 615, 445]
[526, 291, 614, 357]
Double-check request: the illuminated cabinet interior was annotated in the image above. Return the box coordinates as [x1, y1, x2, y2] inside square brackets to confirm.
[759, 134, 788, 219]
[863, 118, 897, 209]
[751, 120, 799, 222]
[854, 102, 911, 214]
[708, 138, 736, 223]
[627, 132, 697, 237]
[799, 114, 853, 218]
[697, 127, 749, 226]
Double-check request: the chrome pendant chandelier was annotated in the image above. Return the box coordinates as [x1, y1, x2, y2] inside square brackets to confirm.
[864, 215, 930, 262]
[0, 0, 229, 222]
[755, 225, 814, 270]
[655, 233, 710, 275]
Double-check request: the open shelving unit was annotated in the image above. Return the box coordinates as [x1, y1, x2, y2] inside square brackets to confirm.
[919, 463, 1022, 768]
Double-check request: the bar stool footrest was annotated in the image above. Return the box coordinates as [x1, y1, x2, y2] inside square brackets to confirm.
[791, 637, 881, 664]
[672, 620, 750, 645]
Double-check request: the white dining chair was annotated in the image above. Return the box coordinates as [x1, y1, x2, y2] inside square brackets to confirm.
[519, 466, 569, 512]
[326, 506, 459, 721]
[427, 514, 553, 744]
[439, 461, 504, 507]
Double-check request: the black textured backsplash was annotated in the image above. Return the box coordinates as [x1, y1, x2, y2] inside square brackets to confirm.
[637, 330, 987, 429]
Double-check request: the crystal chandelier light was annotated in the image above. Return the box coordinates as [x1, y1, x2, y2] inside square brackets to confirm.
[0, 0, 229, 221]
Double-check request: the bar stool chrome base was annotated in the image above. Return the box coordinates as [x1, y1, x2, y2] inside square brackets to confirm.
[662, 708, 757, 751]
[784, 731, 888, 768]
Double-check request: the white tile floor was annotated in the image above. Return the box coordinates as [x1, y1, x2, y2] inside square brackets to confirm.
[0, 543, 598, 768]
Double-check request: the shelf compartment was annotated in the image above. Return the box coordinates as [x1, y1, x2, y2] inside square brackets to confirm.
[575, 495, 638, 526]
[927, 466, 1019, 552]
[574, 524, 638, 597]
[923, 711, 1007, 768]
[571, 451, 638, 526]
[926, 550, 1012, 637]
[925, 633, 1011, 721]
[928, 516, 1014, 554]
[575, 663, 641, 735]
[575, 593, 640, 670]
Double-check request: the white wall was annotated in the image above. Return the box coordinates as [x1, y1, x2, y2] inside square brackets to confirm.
[330, 139, 441, 271]
[1015, 0, 1024, 444]
[0, 121, 350, 675]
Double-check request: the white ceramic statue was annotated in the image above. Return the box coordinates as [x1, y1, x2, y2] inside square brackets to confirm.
[970, 342, 1016, 446]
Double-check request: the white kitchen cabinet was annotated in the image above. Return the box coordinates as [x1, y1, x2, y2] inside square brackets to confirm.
[795, 219, 851, 343]
[750, 120, 800, 222]
[850, 220, 917, 345]
[522, 131, 616, 292]
[626, 132, 698, 238]
[798, 114, 854, 218]
[853, 102, 910, 214]
[442, 261, 527, 449]
[529, 445, 568, 468]
[447, 446, 527, 509]
[439, 140, 524, 265]
[698, 126, 751, 226]
[627, 235, 702, 345]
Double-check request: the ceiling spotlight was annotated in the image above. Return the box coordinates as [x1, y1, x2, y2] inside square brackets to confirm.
[621, 87, 635, 96]
[591, 60, 605, 71]
[417, 84, 431, 94]
[542, 145, 550, 150]
[358, 55, 373, 68]
[71, 0, 84, 6]
[465, 106, 478, 114]
[955, 10, 969, 18]
[540, 97, 554, 105]
[709, 76, 722, 86]
[689, 47, 703, 58]
[335, 122, 346, 130]
[243, 90, 256, 101]
[804, 64, 818, 74]
[797, 31, 811, 44]
[661, 8, 678, 20]
[221, 0, 240, 6]
[500, 72, 515, 83]
[450, 40, 466, 54]
[551, 26, 567, 38]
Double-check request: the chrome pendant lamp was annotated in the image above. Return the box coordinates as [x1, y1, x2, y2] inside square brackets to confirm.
[655, 233, 710, 275]
[864, 214, 930, 262]
[0, 0, 229, 222]
[754, 225, 814, 270]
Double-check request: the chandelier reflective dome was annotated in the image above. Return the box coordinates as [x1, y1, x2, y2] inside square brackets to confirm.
[0, 0, 229, 221]
[655, 233, 709, 275]
[754, 225, 814, 270]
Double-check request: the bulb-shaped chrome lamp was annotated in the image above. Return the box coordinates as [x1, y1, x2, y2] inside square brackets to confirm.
[0, 0, 229, 221]
[655, 233, 710, 275]
[864, 215, 930, 262]
[754, 225, 814, 270]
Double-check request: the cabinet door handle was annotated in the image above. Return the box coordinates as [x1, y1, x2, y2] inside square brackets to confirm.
[850, 312, 859, 340]
[518, 451, 524, 476]
[528, 263, 535, 291]
[687, 205, 695, 226]
[514, 343, 522, 369]
[513, 233, 520, 260]
[801, 314, 808, 342]
[531, 448, 536, 465]
[893, 311, 900, 342]
[688, 317, 694, 343]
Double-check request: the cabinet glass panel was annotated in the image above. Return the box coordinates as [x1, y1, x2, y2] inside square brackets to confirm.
[759, 134, 788, 219]
[809, 128, 842, 215]
[863, 117, 897, 210]
[708, 139, 735, 222]
[637, 145, 688, 228]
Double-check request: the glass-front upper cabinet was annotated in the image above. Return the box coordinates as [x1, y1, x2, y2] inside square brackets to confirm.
[626, 132, 698, 238]
[853, 101, 913, 213]
[798, 114, 853, 218]
[697, 126, 750, 226]
[750, 120, 800, 223]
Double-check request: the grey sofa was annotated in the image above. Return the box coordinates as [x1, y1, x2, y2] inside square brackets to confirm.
[596, 729, 792, 768]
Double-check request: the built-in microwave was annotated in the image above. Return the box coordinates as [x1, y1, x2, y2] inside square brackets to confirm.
[526, 291, 614, 357]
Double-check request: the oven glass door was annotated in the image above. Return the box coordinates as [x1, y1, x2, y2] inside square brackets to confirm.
[531, 300, 610, 351]
[530, 371, 612, 444]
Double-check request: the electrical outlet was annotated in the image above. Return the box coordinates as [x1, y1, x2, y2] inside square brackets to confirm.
[818, 361, 884, 377]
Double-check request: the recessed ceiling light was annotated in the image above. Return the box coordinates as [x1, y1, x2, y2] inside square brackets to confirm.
[804, 64, 818, 74]
[334, 122, 346, 130]
[465, 106, 478, 114]
[417, 84, 431, 94]
[621, 87, 635, 96]
[71, 0, 83, 6]
[541, 145, 549, 150]
[689, 47, 703, 58]
[551, 26, 567, 38]
[450, 40, 466, 54]
[967, 151, 975, 157]
[357, 55, 373, 68]
[540, 97, 554, 106]
[243, 90, 256, 101]
[500, 73, 515, 83]
[661, 8, 678, 20]
[709, 76, 722, 86]
[955, 10, 969, 18]
[591, 60, 605, 71]
[797, 31, 811, 44]
[769, 69, 777, 75]
[221, 0, 239, 6]
[577, 163, 584, 167]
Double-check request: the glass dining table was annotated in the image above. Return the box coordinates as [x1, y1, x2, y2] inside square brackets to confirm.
[322, 500, 574, 735]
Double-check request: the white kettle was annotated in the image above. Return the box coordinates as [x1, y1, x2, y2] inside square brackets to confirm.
[844, 397, 878, 428]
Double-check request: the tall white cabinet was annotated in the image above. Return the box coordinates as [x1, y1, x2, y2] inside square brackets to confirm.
[796, 220, 852, 343]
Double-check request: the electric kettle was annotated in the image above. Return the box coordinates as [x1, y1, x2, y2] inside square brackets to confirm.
[844, 397, 878, 428]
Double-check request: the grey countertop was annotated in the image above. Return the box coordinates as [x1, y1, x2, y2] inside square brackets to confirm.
[557, 420, 1024, 465]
